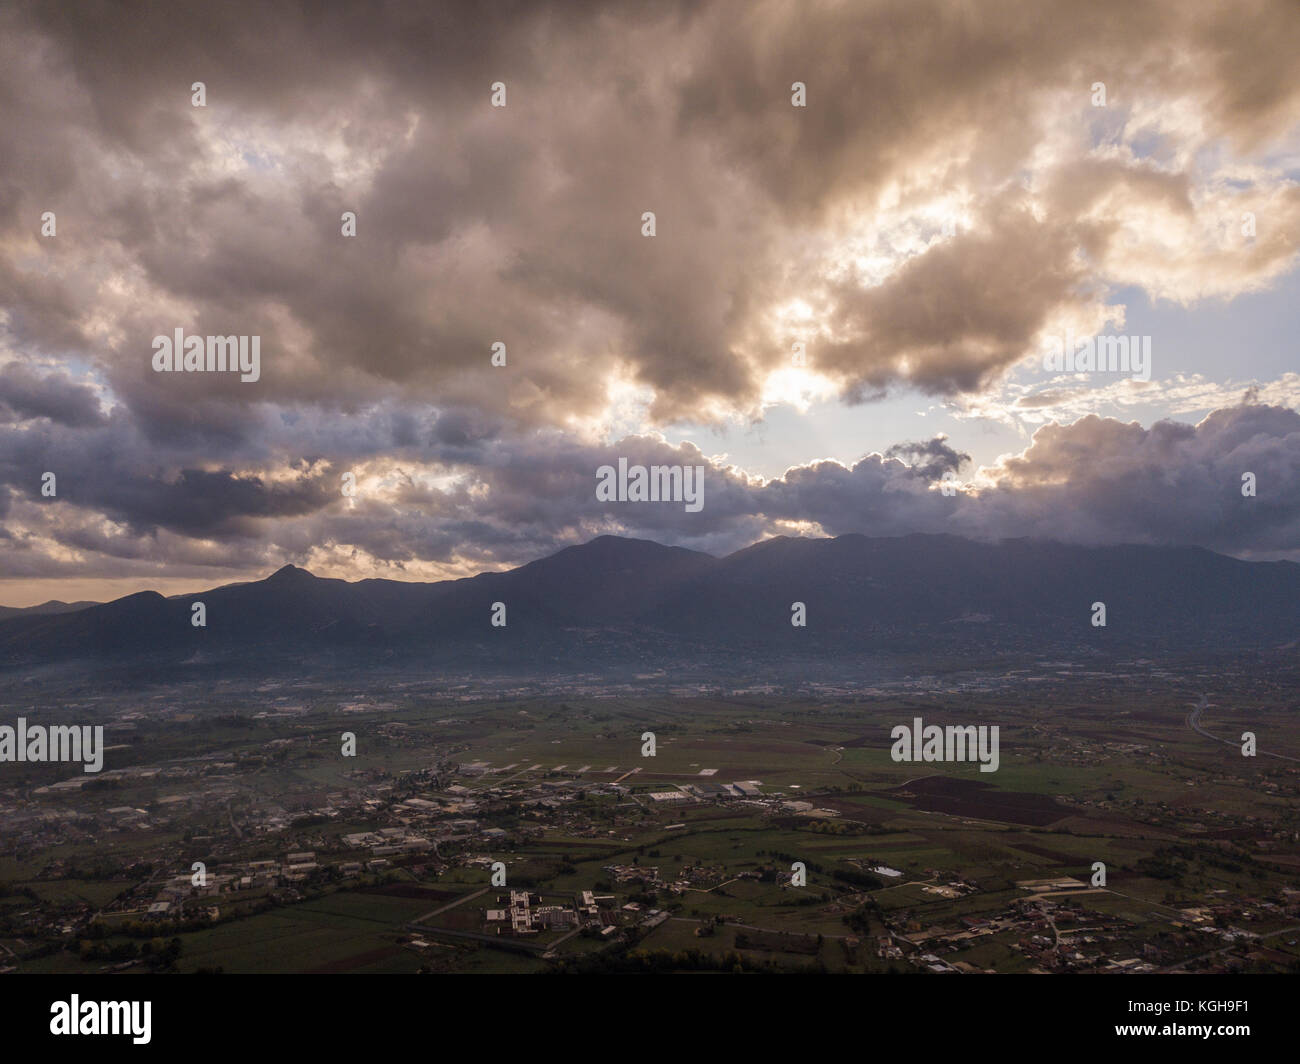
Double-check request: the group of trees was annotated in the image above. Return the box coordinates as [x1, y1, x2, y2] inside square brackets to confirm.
[79, 936, 182, 969]
[551, 943, 827, 975]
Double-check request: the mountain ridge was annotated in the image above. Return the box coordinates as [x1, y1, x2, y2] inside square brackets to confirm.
[0, 533, 1295, 672]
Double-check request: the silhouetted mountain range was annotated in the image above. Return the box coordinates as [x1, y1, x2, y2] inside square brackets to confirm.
[0, 534, 1295, 675]
[0, 599, 100, 621]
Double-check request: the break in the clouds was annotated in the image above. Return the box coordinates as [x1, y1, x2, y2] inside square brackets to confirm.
[1, 0, 1298, 600]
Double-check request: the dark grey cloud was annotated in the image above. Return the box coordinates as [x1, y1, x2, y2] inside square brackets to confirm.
[883, 437, 969, 481]
[0, 362, 105, 427]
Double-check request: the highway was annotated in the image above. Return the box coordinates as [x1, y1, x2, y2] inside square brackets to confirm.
[1186, 694, 1300, 763]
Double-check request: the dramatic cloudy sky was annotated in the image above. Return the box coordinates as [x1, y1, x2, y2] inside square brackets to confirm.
[2, 0, 1299, 604]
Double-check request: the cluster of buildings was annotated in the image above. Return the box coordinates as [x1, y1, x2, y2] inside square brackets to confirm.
[481, 888, 666, 941]
[874, 879, 1300, 974]
[485, 891, 583, 935]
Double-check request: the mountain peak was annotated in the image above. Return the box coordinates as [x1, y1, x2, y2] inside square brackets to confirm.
[267, 563, 314, 583]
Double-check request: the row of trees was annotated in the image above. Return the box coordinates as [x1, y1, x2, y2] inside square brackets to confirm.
[79, 936, 182, 968]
